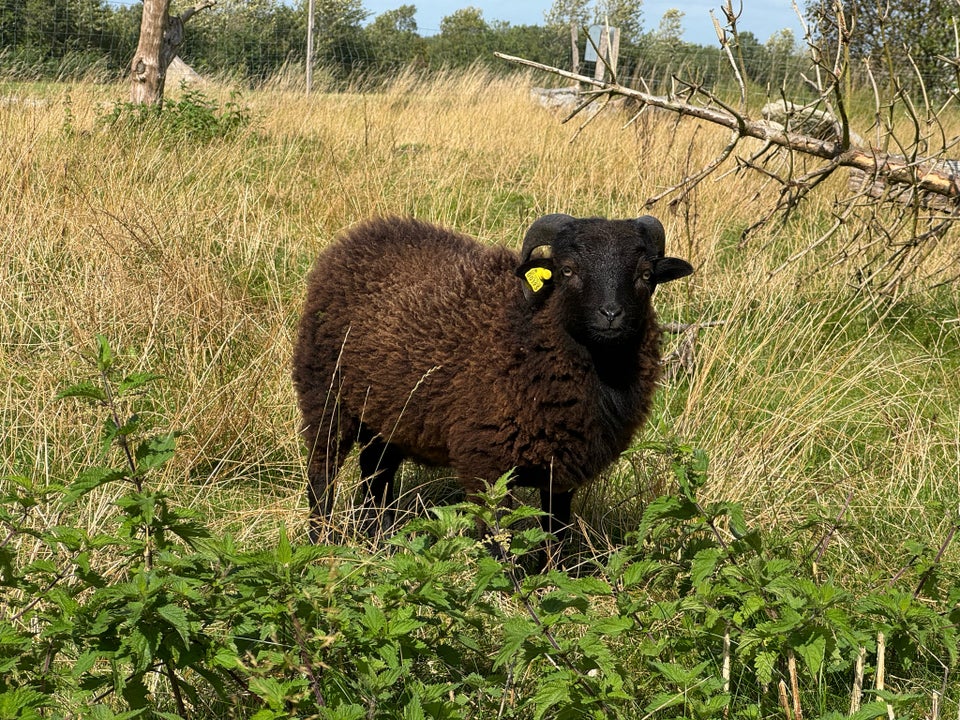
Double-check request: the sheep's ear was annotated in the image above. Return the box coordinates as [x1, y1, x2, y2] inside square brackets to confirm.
[652, 257, 694, 285]
[516, 256, 556, 306]
[518, 214, 571, 306]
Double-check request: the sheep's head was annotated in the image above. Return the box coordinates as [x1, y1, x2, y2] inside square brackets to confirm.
[516, 214, 694, 346]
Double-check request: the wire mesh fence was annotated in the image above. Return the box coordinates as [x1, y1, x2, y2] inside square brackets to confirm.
[0, 0, 953, 110]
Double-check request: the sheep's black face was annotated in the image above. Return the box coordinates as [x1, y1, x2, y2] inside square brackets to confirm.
[517, 215, 694, 348]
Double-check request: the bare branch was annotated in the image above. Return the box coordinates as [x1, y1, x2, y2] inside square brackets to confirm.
[497, 52, 960, 206]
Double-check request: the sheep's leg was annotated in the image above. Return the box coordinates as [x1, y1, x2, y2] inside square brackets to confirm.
[539, 488, 574, 569]
[357, 426, 404, 538]
[540, 488, 573, 535]
[303, 415, 358, 544]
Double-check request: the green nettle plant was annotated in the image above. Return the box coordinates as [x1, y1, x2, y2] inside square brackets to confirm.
[0, 336, 957, 718]
[99, 87, 251, 142]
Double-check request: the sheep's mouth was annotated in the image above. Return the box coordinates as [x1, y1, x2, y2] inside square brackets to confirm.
[587, 324, 636, 344]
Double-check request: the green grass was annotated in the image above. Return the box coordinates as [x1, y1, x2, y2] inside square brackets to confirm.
[1, 70, 958, 717]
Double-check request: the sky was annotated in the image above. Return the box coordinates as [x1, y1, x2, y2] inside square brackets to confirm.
[360, 0, 808, 47]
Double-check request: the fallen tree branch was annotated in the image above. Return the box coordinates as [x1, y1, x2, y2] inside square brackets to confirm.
[495, 52, 960, 205]
[660, 321, 727, 379]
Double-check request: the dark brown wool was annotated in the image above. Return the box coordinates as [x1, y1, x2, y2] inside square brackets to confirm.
[292, 215, 693, 541]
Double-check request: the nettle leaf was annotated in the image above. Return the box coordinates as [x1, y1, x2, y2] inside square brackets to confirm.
[690, 447, 709, 481]
[643, 690, 687, 714]
[44, 525, 86, 551]
[725, 502, 749, 538]
[733, 594, 765, 626]
[73, 649, 103, 677]
[638, 495, 699, 539]
[94, 334, 114, 372]
[619, 559, 661, 588]
[794, 632, 827, 677]
[753, 650, 777, 686]
[545, 572, 611, 598]
[690, 547, 724, 588]
[650, 660, 709, 686]
[319, 705, 366, 720]
[56, 381, 107, 403]
[497, 503, 543, 528]
[540, 592, 589, 616]
[64, 467, 127, 504]
[118, 372, 164, 397]
[276, 525, 292, 566]
[116, 493, 157, 525]
[156, 604, 192, 645]
[212, 647, 242, 670]
[120, 672, 150, 709]
[0, 687, 48, 715]
[849, 702, 904, 720]
[402, 694, 425, 720]
[361, 603, 388, 635]
[387, 608, 424, 638]
[126, 627, 155, 673]
[532, 672, 574, 720]
[699, 692, 731, 716]
[249, 677, 287, 711]
[87, 705, 144, 720]
[589, 615, 634, 637]
[134, 433, 178, 473]
[494, 616, 537, 669]
[469, 555, 510, 602]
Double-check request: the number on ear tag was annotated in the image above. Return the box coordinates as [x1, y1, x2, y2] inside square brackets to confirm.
[524, 267, 552, 293]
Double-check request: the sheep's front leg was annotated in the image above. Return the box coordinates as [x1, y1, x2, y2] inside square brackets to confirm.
[539, 488, 574, 569]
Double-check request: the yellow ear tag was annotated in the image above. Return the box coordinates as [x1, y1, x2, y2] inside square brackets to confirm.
[524, 267, 553, 292]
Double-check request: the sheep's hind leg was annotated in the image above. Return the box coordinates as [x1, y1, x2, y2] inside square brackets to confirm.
[357, 425, 404, 539]
[303, 414, 358, 544]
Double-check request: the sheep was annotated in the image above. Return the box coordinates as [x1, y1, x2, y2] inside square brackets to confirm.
[292, 214, 693, 545]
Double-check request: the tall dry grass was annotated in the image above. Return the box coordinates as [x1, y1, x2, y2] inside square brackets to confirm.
[1, 70, 958, 574]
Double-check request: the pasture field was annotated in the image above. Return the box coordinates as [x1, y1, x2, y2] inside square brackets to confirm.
[1, 68, 959, 717]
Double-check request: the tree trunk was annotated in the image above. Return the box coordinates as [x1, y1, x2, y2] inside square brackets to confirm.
[130, 0, 172, 107]
[129, 0, 213, 107]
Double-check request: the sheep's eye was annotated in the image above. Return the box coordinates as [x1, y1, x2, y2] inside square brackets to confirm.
[640, 270, 652, 282]
[560, 266, 575, 278]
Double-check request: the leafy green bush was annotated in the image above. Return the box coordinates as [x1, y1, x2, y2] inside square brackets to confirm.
[100, 87, 251, 142]
[0, 337, 957, 718]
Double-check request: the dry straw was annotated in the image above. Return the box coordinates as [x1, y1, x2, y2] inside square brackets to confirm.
[1, 71, 957, 574]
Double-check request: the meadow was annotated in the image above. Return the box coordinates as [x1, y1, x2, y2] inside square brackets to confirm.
[1, 69, 958, 717]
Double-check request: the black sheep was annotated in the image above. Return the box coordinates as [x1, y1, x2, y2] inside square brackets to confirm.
[292, 214, 693, 543]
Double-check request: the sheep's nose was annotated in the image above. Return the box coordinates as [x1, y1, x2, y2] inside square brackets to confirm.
[598, 303, 623, 325]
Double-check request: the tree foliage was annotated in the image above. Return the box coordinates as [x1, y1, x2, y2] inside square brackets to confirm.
[593, 0, 643, 45]
[805, 0, 956, 95]
[1, 0, 955, 97]
[432, 6, 496, 67]
[366, 4, 426, 67]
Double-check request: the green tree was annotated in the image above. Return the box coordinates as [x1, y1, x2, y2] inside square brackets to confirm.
[431, 6, 494, 67]
[544, 0, 591, 31]
[365, 4, 426, 67]
[0, 0, 26, 47]
[20, 0, 112, 56]
[105, 3, 141, 66]
[310, 0, 367, 71]
[184, 0, 304, 80]
[806, 0, 955, 96]
[496, 23, 567, 66]
[764, 27, 798, 87]
[593, 0, 642, 45]
[653, 7, 683, 47]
